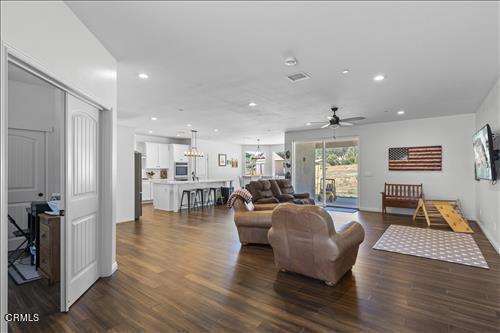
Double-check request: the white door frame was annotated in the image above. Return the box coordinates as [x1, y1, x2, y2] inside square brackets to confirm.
[1, 43, 117, 329]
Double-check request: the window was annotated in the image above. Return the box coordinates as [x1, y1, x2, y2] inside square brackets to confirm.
[245, 151, 264, 176]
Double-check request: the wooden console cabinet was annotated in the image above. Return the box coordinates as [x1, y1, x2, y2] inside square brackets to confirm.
[38, 213, 60, 284]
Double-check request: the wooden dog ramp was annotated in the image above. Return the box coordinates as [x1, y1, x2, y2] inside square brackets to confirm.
[413, 199, 473, 233]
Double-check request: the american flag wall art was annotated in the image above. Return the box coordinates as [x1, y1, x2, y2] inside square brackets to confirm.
[388, 146, 442, 171]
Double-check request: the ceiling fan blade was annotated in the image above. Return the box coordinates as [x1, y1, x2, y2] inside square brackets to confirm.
[308, 121, 327, 124]
[320, 123, 331, 128]
[341, 116, 365, 122]
[339, 121, 354, 126]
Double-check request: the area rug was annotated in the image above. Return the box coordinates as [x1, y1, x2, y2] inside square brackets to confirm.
[373, 225, 489, 269]
[323, 206, 358, 213]
[8, 261, 42, 285]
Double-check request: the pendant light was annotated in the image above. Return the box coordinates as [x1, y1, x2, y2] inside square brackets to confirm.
[184, 130, 204, 157]
[253, 139, 266, 162]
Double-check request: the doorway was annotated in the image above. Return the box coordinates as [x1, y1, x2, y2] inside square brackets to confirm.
[293, 138, 359, 209]
[2, 58, 113, 333]
[7, 63, 65, 330]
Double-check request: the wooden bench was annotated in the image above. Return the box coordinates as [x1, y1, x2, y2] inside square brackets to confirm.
[381, 183, 423, 214]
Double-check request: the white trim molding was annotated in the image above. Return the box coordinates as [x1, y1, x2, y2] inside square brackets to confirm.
[475, 218, 500, 254]
[0, 43, 9, 333]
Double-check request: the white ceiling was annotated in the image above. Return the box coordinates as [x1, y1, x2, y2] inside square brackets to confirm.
[67, 1, 499, 144]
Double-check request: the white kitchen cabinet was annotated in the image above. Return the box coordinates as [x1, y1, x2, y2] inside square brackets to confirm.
[142, 180, 152, 201]
[158, 144, 169, 168]
[171, 144, 190, 162]
[145, 142, 169, 169]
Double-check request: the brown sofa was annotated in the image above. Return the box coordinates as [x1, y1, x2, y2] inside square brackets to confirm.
[268, 203, 365, 286]
[232, 198, 278, 245]
[245, 179, 314, 205]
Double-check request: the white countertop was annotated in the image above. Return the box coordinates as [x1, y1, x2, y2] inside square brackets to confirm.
[152, 179, 233, 185]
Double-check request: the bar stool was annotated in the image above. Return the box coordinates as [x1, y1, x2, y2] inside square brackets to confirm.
[206, 188, 215, 207]
[179, 189, 198, 211]
[209, 187, 224, 206]
[195, 188, 208, 208]
[202, 188, 210, 207]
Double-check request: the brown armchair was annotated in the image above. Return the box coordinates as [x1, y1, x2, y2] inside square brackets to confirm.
[272, 179, 315, 205]
[268, 203, 364, 286]
[232, 198, 278, 245]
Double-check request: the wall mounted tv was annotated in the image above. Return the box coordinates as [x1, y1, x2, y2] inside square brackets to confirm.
[473, 124, 497, 181]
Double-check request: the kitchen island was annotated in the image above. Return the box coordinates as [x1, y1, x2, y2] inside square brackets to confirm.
[152, 179, 233, 212]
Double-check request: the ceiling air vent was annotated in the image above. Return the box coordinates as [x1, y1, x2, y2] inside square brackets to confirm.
[287, 72, 310, 82]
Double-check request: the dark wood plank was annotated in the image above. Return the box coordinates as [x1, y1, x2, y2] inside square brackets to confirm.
[8, 204, 500, 332]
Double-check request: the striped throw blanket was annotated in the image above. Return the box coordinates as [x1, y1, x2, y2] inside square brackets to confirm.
[227, 188, 253, 208]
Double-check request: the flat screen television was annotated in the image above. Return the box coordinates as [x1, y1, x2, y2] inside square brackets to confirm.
[473, 124, 497, 181]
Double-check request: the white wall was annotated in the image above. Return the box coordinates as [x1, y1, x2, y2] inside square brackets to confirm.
[197, 139, 242, 184]
[1, 1, 116, 109]
[474, 78, 500, 253]
[285, 114, 476, 217]
[116, 126, 135, 223]
[1, 2, 118, 324]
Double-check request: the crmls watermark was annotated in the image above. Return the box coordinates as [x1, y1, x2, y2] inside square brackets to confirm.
[4, 313, 39, 322]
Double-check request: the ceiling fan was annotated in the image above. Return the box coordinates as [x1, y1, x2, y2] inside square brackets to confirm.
[309, 107, 365, 128]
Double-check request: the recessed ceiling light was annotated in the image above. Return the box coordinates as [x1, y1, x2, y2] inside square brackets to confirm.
[342, 69, 350, 74]
[176, 133, 181, 137]
[397, 110, 405, 115]
[248, 102, 257, 107]
[373, 74, 385, 81]
[148, 130, 153, 134]
[187, 123, 192, 127]
[151, 117, 157, 121]
[214, 129, 219, 132]
[284, 57, 298, 66]
[138, 73, 149, 79]
[306, 122, 312, 126]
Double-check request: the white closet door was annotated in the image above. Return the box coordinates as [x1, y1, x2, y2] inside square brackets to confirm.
[7, 129, 46, 249]
[65, 95, 100, 309]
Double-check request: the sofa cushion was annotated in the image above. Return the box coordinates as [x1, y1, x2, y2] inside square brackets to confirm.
[269, 179, 282, 196]
[255, 197, 280, 204]
[277, 179, 295, 194]
[276, 194, 295, 202]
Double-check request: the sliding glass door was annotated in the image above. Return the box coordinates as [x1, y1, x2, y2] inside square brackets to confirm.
[294, 139, 359, 208]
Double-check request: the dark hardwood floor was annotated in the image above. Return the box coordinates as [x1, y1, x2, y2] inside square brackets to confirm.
[8, 204, 500, 332]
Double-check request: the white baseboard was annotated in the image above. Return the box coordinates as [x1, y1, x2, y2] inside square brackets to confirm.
[474, 218, 500, 254]
[359, 206, 414, 216]
[116, 219, 135, 224]
[111, 261, 118, 274]
[358, 206, 382, 213]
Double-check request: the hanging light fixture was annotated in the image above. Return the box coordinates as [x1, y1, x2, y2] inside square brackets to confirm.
[184, 129, 204, 157]
[253, 139, 266, 162]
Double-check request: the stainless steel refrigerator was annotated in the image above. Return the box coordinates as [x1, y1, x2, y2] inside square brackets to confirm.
[134, 151, 142, 219]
